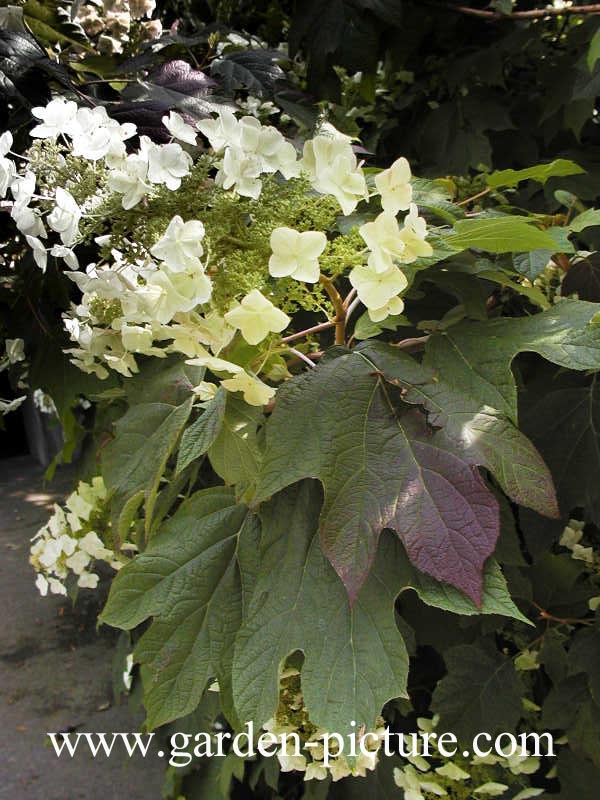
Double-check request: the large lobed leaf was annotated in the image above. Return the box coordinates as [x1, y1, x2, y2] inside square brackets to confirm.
[100, 487, 261, 729]
[255, 352, 499, 606]
[101, 481, 525, 733]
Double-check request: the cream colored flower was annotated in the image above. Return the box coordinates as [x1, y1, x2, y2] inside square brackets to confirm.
[474, 783, 509, 797]
[220, 371, 275, 406]
[375, 156, 413, 214]
[224, 289, 290, 344]
[301, 132, 367, 216]
[398, 203, 433, 262]
[435, 763, 470, 781]
[150, 215, 205, 272]
[269, 227, 327, 283]
[162, 111, 197, 146]
[368, 294, 405, 323]
[359, 212, 407, 273]
[5, 338, 25, 363]
[349, 264, 408, 310]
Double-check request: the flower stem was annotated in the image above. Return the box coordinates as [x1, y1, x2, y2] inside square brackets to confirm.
[319, 275, 346, 345]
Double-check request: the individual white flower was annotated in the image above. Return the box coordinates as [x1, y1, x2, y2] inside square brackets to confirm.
[66, 549, 92, 575]
[30, 97, 78, 138]
[0, 132, 15, 196]
[122, 653, 134, 691]
[12, 204, 46, 238]
[11, 170, 36, 207]
[5, 338, 25, 363]
[359, 212, 407, 273]
[70, 106, 136, 162]
[393, 765, 447, 800]
[302, 132, 367, 215]
[77, 571, 99, 589]
[367, 294, 405, 323]
[304, 762, 328, 781]
[221, 371, 275, 406]
[50, 245, 79, 270]
[185, 353, 241, 374]
[398, 203, 433, 262]
[35, 573, 49, 596]
[474, 783, 509, 796]
[224, 289, 290, 344]
[218, 146, 263, 199]
[0, 396, 26, 414]
[197, 108, 241, 152]
[239, 118, 299, 177]
[47, 188, 81, 246]
[120, 324, 157, 354]
[162, 111, 197, 145]
[48, 577, 67, 595]
[350, 263, 408, 310]
[150, 215, 205, 272]
[435, 763, 470, 781]
[143, 139, 192, 190]
[26, 236, 48, 272]
[375, 156, 413, 214]
[0, 131, 11, 156]
[192, 381, 218, 401]
[79, 531, 114, 560]
[512, 790, 544, 800]
[268, 227, 327, 283]
[0, 155, 15, 198]
[277, 752, 307, 773]
[145, 266, 212, 323]
[107, 154, 149, 209]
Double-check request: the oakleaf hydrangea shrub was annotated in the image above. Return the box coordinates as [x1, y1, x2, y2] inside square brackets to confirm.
[2, 88, 600, 799]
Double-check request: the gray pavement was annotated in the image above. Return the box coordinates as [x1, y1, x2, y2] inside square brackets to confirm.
[0, 457, 166, 800]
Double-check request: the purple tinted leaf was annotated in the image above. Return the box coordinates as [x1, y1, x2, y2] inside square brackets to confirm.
[255, 353, 499, 606]
[150, 59, 217, 95]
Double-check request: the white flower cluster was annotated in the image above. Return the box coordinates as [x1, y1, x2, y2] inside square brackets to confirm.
[75, 0, 162, 55]
[29, 477, 133, 596]
[393, 716, 544, 800]
[198, 108, 299, 199]
[263, 667, 386, 782]
[559, 518, 595, 565]
[3, 98, 434, 405]
[0, 337, 26, 416]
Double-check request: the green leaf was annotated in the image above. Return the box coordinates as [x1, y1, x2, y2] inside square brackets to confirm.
[432, 643, 525, 742]
[485, 160, 585, 189]
[588, 27, 600, 72]
[521, 376, 600, 523]
[256, 352, 500, 605]
[176, 388, 227, 475]
[353, 311, 410, 340]
[23, 0, 92, 49]
[513, 250, 555, 281]
[419, 300, 600, 423]
[569, 207, 600, 233]
[207, 394, 263, 494]
[470, 265, 550, 309]
[123, 355, 202, 406]
[233, 482, 410, 738]
[568, 620, 600, 701]
[100, 487, 261, 729]
[557, 749, 600, 799]
[444, 217, 562, 253]
[360, 341, 558, 519]
[102, 397, 194, 534]
[403, 557, 530, 625]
